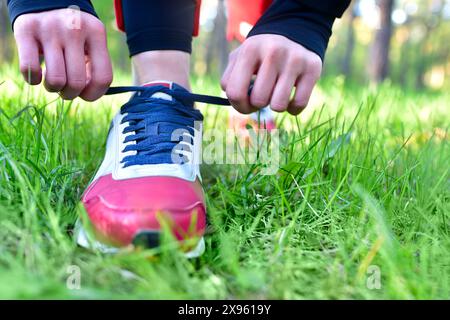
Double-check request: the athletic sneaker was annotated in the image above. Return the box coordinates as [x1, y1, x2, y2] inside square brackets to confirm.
[76, 81, 229, 257]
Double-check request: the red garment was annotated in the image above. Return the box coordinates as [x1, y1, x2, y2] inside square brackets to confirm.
[114, 0, 125, 32]
[114, 0, 272, 41]
[226, 0, 273, 42]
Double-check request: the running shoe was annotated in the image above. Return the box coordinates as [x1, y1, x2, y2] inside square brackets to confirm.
[76, 81, 229, 257]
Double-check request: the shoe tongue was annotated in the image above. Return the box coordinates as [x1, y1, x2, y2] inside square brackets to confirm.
[141, 80, 174, 101]
[138, 80, 194, 107]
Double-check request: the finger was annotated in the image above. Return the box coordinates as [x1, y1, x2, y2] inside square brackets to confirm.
[80, 34, 113, 101]
[270, 72, 297, 113]
[287, 73, 317, 115]
[225, 47, 259, 114]
[250, 60, 278, 108]
[60, 41, 86, 100]
[220, 50, 238, 91]
[42, 43, 67, 92]
[15, 34, 42, 85]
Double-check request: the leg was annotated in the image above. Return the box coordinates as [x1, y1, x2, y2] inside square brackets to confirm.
[116, 0, 201, 89]
[132, 51, 191, 89]
[79, 0, 207, 256]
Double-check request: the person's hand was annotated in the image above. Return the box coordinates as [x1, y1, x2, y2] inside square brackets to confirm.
[221, 34, 322, 115]
[13, 8, 113, 101]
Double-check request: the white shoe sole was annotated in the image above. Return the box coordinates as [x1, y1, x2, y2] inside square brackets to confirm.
[74, 220, 205, 258]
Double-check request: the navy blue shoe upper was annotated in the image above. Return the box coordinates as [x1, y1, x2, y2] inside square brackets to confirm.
[105, 84, 230, 167]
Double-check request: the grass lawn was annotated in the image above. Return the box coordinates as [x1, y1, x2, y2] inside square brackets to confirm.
[0, 67, 448, 299]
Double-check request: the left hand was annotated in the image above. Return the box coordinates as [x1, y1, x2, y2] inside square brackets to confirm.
[221, 34, 322, 115]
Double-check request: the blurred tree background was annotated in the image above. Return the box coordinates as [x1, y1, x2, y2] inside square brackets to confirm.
[0, 0, 449, 90]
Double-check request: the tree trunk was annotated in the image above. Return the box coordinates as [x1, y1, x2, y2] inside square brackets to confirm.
[341, 1, 357, 77]
[368, 0, 394, 83]
[0, 1, 13, 64]
[398, 38, 410, 87]
[414, 1, 444, 90]
[206, 0, 229, 75]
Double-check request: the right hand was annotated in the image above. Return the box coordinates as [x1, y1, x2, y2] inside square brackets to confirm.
[13, 8, 113, 101]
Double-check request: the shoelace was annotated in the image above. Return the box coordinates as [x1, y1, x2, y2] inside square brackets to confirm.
[105, 86, 230, 167]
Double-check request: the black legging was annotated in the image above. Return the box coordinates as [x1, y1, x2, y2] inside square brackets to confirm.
[119, 0, 198, 56]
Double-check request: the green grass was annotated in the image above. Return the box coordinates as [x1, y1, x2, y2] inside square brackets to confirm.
[0, 67, 448, 299]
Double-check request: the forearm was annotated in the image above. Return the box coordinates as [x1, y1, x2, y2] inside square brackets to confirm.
[248, 0, 351, 61]
[297, 0, 350, 18]
[7, 0, 98, 27]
